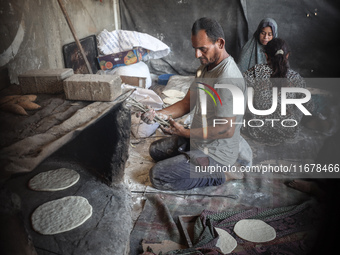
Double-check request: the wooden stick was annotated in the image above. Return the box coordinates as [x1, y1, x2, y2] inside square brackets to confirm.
[57, 0, 93, 74]
[128, 98, 170, 126]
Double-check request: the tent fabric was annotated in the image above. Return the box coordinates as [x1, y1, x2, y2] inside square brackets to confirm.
[119, 0, 247, 76]
[119, 0, 340, 78]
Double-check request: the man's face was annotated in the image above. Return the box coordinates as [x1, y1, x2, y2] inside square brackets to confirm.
[191, 29, 220, 68]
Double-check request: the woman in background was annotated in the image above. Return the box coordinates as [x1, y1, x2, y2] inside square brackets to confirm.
[238, 18, 278, 73]
[243, 38, 313, 144]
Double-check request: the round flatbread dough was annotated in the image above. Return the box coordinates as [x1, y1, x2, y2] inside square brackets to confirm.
[162, 89, 185, 98]
[28, 168, 80, 191]
[234, 219, 276, 243]
[215, 227, 237, 254]
[163, 97, 182, 105]
[31, 196, 92, 235]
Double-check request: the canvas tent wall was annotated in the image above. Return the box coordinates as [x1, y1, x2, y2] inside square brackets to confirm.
[120, 0, 340, 78]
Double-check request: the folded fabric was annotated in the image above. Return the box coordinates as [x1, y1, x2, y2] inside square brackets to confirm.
[165, 201, 320, 255]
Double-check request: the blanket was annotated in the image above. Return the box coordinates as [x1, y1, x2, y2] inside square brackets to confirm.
[138, 198, 323, 255]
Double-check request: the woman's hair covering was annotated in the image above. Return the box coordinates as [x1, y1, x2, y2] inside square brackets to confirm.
[254, 18, 278, 43]
[264, 38, 290, 78]
[237, 18, 278, 73]
[191, 17, 225, 43]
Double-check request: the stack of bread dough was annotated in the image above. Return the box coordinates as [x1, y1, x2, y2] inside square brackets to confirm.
[162, 89, 186, 105]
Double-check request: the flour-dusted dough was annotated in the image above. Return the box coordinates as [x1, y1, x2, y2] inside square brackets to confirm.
[234, 219, 276, 242]
[163, 97, 182, 105]
[31, 196, 92, 235]
[162, 89, 185, 98]
[215, 227, 237, 254]
[28, 168, 80, 191]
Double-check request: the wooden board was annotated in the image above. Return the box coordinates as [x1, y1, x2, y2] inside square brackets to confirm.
[62, 35, 99, 74]
[178, 215, 199, 248]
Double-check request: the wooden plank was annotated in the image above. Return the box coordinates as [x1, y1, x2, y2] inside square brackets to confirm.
[178, 215, 199, 247]
[57, 0, 93, 74]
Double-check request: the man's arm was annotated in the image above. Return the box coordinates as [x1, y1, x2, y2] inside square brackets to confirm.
[141, 90, 194, 124]
[157, 90, 193, 119]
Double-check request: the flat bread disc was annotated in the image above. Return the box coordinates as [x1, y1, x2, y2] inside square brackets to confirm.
[163, 97, 182, 105]
[215, 227, 237, 254]
[31, 196, 92, 235]
[28, 168, 80, 191]
[162, 89, 185, 98]
[234, 219, 276, 243]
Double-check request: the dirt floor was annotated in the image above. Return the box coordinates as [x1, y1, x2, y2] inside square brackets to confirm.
[124, 78, 340, 255]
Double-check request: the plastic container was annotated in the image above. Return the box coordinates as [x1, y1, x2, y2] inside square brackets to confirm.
[158, 74, 175, 85]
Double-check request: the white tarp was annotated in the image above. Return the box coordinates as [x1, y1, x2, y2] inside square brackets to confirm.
[97, 29, 170, 61]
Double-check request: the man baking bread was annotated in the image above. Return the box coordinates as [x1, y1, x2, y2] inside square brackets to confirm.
[141, 17, 248, 191]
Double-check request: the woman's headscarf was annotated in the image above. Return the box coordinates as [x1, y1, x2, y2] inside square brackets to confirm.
[237, 18, 278, 73]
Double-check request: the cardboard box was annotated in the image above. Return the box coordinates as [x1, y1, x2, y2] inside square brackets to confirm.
[120, 75, 146, 88]
[97, 47, 148, 70]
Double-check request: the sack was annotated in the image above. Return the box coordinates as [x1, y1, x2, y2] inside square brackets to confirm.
[122, 84, 164, 138]
[97, 29, 170, 61]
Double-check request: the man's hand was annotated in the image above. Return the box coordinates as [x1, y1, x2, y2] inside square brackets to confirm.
[137, 106, 156, 124]
[136, 106, 169, 124]
[161, 119, 189, 138]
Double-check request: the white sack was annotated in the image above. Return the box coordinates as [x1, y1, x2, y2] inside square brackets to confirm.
[123, 84, 163, 138]
[122, 84, 163, 110]
[97, 29, 170, 61]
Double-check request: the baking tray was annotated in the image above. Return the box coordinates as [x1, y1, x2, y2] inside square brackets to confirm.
[62, 34, 99, 74]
